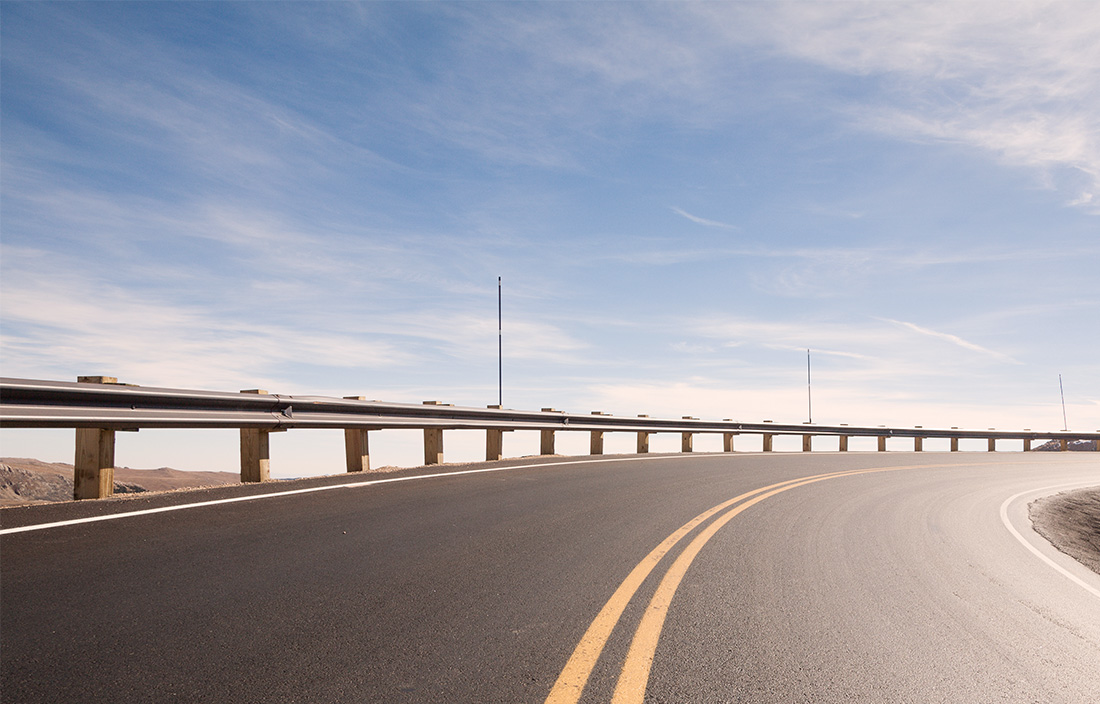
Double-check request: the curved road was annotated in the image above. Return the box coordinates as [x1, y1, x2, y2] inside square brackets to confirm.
[2, 452, 1099, 702]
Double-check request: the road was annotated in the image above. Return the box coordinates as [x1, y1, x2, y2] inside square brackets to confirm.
[2, 452, 1099, 703]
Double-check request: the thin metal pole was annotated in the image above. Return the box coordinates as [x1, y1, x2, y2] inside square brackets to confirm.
[498, 277, 502, 408]
[1059, 374, 1068, 431]
[807, 349, 812, 424]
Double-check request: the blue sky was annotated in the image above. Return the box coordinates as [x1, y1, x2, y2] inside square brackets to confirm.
[2, 2, 1098, 473]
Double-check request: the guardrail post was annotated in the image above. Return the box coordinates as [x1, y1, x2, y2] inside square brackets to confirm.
[1022, 437, 1031, 452]
[681, 417, 695, 453]
[343, 397, 370, 472]
[839, 435, 848, 452]
[240, 428, 271, 482]
[590, 412, 609, 455]
[637, 416, 650, 453]
[1060, 438, 1068, 452]
[486, 405, 505, 461]
[345, 429, 370, 472]
[762, 434, 773, 452]
[75, 427, 116, 500]
[540, 408, 557, 455]
[802, 434, 812, 452]
[722, 423, 736, 453]
[988, 434, 997, 452]
[913, 428, 923, 452]
[422, 401, 445, 465]
[877, 436, 887, 452]
[73, 376, 121, 500]
[239, 389, 272, 482]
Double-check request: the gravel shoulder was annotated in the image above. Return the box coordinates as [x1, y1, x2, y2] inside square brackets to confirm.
[1030, 487, 1100, 576]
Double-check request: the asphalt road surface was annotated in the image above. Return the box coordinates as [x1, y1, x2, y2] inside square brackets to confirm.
[3, 452, 1099, 703]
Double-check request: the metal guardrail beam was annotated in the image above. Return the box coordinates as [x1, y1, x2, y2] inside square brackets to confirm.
[2, 377, 1098, 440]
[2, 376, 1098, 500]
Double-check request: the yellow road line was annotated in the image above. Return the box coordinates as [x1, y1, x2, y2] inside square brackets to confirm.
[544, 464, 934, 704]
[610, 463, 976, 703]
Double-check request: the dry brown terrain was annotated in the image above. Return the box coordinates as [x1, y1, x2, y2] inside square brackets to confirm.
[1030, 487, 1100, 576]
[0, 457, 238, 507]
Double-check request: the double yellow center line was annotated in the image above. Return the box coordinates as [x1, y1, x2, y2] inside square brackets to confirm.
[545, 462, 958, 704]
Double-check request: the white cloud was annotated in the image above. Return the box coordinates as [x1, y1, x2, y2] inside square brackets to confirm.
[881, 318, 1021, 365]
[670, 206, 738, 230]
[713, 1, 1100, 211]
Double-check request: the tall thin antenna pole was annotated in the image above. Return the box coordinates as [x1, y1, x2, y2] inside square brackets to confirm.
[498, 277, 502, 407]
[807, 348, 812, 424]
[1059, 374, 1068, 431]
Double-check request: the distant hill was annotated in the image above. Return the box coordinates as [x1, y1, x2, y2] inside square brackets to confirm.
[0, 458, 238, 507]
[1033, 439, 1100, 452]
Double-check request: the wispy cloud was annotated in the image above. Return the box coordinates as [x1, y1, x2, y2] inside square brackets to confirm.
[710, 1, 1100, 211]
[881, 319, 1021, 365]
[670, 206, 738, 230]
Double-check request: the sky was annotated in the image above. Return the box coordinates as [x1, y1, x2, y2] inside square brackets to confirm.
[2, 1, 1098, 474]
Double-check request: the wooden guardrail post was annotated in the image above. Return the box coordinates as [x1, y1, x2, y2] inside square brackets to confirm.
[988, 432, 997, 452]
[914, 428, 923, 452]
[802, 434, 812, 452]
[762, 435, 773, 452]
[722, 422, 736, 453]
[1022, 436, 1031, 451]
[345, 429, 370, 472]
[73, 376, 120, 500]
[681, 417, 695, 453]
[839, 425, 848, 452]
[75, 427, 116, 499]
[877, 436, 887, 452]
[540, 408, 557, 455]
[486, 405, 505, 461]
[422, 401, 445, 465]
[239, 389, 272, 482]
[590, 412, 609, 455]
[343, 397, 371, 472]
[1060, 438, 1068, 451]
[636, 416, 651, 454]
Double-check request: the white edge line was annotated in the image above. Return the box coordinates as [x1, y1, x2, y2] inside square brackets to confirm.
[0, 453, 726, 536]
[999, 483, 1100, 600]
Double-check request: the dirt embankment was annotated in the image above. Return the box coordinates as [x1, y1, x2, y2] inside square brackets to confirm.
[1030, 487, 1100, 576]
[0, 458, 238, 507]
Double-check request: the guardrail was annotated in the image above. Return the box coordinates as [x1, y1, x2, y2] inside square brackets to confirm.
[3, 376, 1098, 500]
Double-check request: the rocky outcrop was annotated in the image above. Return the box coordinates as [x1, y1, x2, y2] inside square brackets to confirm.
[0, 462, 145, 506]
